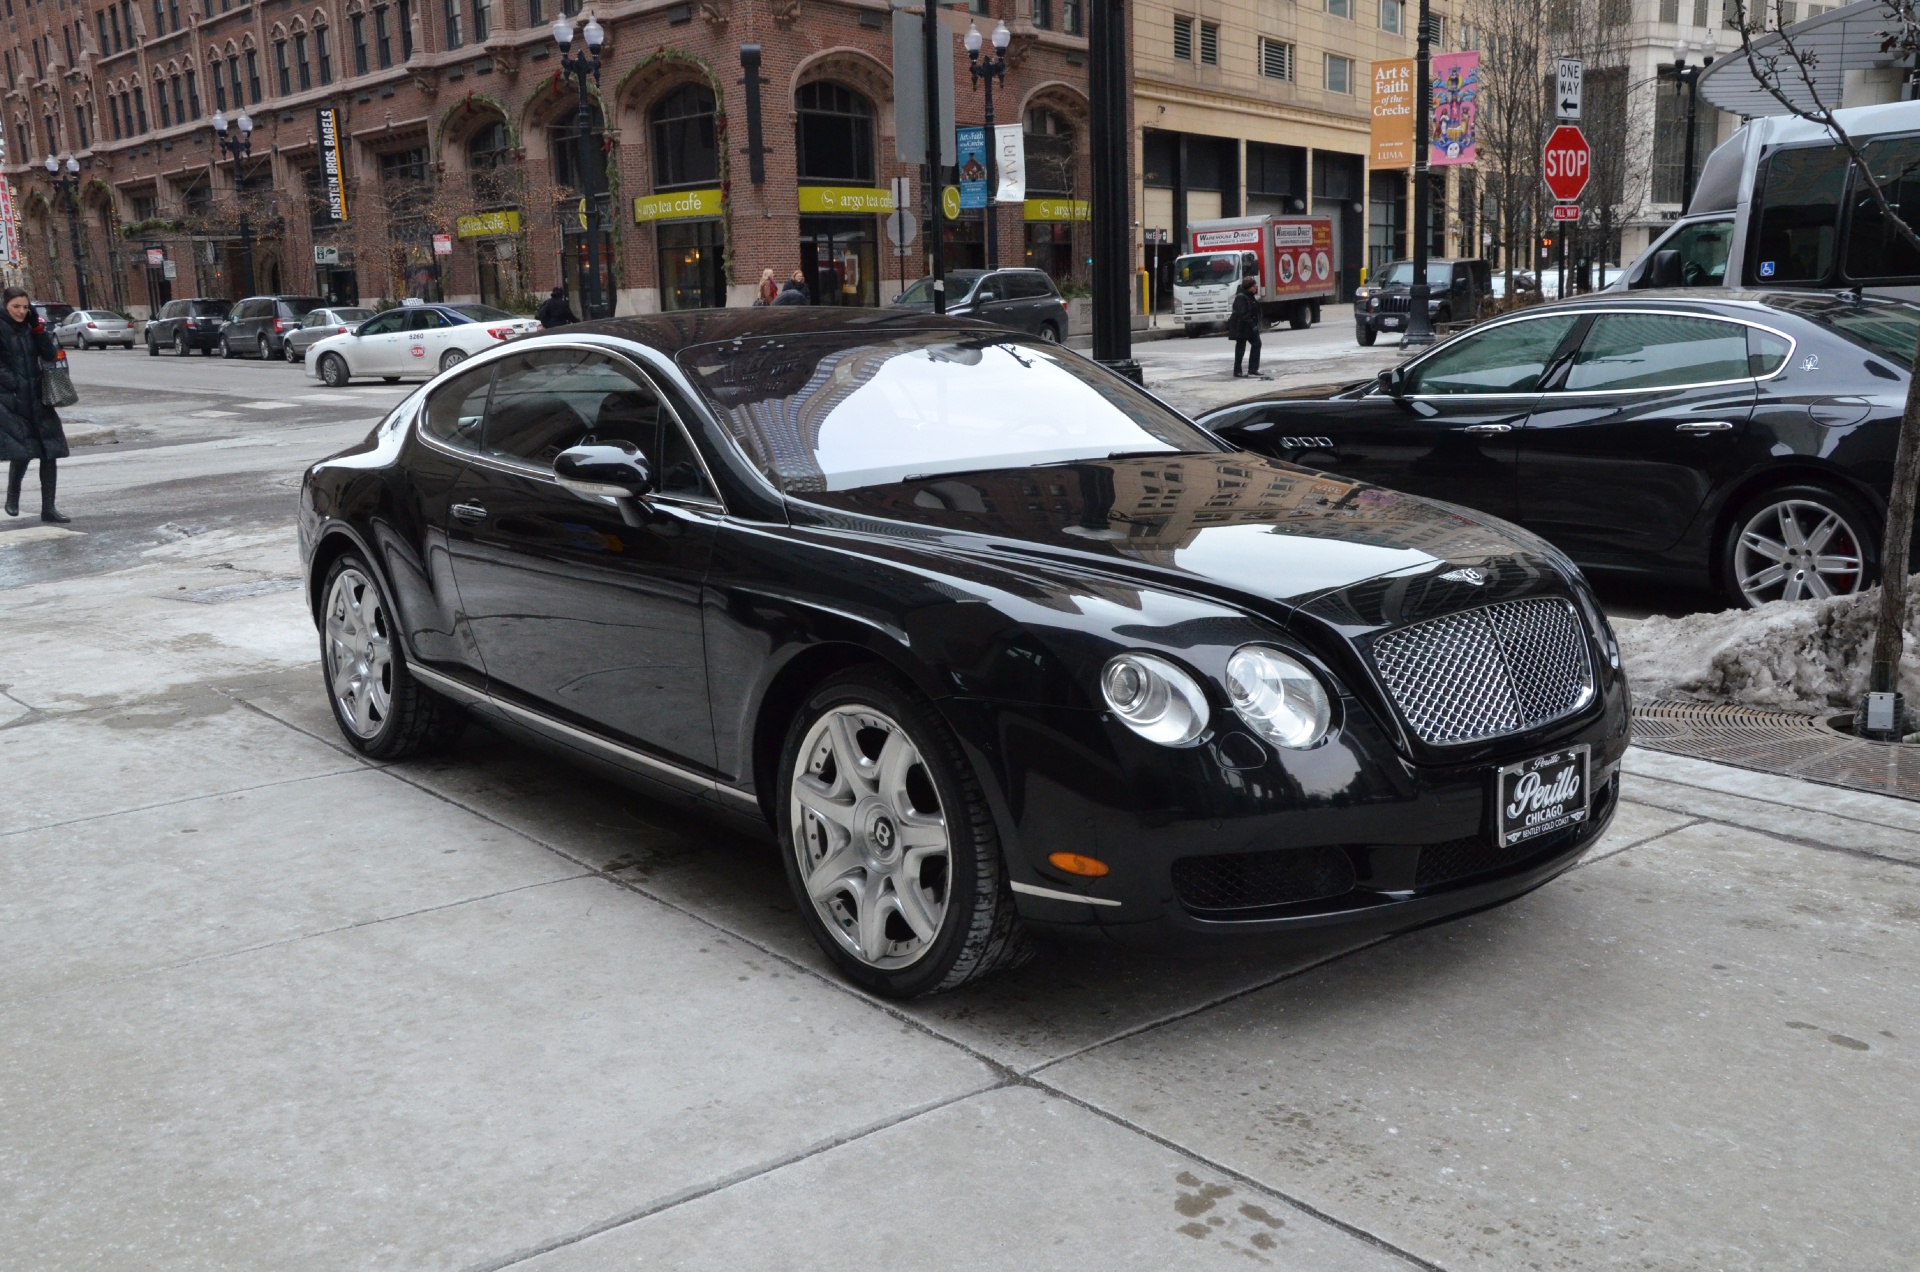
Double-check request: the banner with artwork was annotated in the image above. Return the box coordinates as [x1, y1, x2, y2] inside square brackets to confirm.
[1430, 52, 1480, 166]
[1370, 59, 1415, 169]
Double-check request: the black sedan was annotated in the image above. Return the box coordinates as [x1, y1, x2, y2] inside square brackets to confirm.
[299, 310, 1629, 998]
[1203, 291, 1918, 609]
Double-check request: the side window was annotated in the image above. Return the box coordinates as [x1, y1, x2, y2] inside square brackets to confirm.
[1845, 136, 1920, 282]
[404, 309, 442, 331]
[1749, 327, 1793, 377]
[162, 302, 182, 319]
[1670, 219, 1734, 286]
[360, 312, 404, 336]
[484, 349, 661, 468]
[1752, 144, 1847, 283]
[303, 312, 327, 328]
[422, 363, 493, 452]
[1565, 314, 1752, 391]
[1404, 315, 1580, 395]
[655, 418, 718, 502]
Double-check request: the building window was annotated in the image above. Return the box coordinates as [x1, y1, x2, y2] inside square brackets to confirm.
[96, 12, 109, 54]
[295, 33, 312, 90]
[1172, 14, 1192, 59]
[1694, 0, 1711, 23]
[213, 62, 227, 109]
[121, 1, 135, 48]
[156, 79, 171, 127]
[110, 6, 122, 51]
[443, 0, 463, 49]
[1260, 38, 1294, 81]
[1062, 0, 1081, 34]
[317, 28, 332, 84]
[185, 68, 199, 116]
[1381, 0, 1401, 35]
[1325, 53, 1353, 93]
[474, 0, 491, 41]
[228, 54, 243, 106]
[467, 118, 513, 197]
[352, 14, 368, 74]
[1032, 0, 1050, 28]
[1327, 0, 1351, 17]
[374, 7, 393, 67]
[1199, 21, 1218, 65]
[247, 49, 262, 102]
[549, 102, 606, 192]
[110, 94, 123, 139]
[172, 73, 186, 122]
[74, 103, 89, 149]
[1659, 0, 1679, 20]
[167, 0, 180, 30]
[133, 86, 147, 131]
[651, 82, 719, 190]
[529, 0, 543, 23]
[400, 0, 415, 59]
[794, 81, 873, 184]
[1024, 108, 1074, 196]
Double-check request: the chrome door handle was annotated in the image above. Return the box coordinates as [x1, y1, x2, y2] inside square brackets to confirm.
[1463, 423, 1513, 435]
[1673, 420, 1736, 433]
[450, 502, 488, 523]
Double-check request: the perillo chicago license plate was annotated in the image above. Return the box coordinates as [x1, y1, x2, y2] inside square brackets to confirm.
[1494, 745, 1590, 848]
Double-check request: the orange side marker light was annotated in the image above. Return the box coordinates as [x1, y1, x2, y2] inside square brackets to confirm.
[1048, 852, 1110, 877]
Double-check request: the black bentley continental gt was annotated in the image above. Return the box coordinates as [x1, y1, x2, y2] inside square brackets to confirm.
[1202, 291, 1920, 610]
[299, 310, 1630, 998]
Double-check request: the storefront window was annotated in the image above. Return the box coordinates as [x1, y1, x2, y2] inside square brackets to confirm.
[658, 219, 725, 310]
[651, 83, 719, 191]
[800, 215, 877, 306]
[795, 81, 873, 185]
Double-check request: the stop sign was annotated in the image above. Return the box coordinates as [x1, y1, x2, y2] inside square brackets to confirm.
[1544, 125, 1591, 202]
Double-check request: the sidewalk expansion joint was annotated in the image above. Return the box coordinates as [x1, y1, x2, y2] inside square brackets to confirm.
[0, 765, 366, 843]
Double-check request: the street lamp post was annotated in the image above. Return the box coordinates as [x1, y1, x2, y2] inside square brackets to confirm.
[1672, 45, 1712, 212]
[44, 155, 89, 310]
[1404, 0, 1436, 348]
[210, 111, 257, 297]
[1087, 0, 1140, 383]
[965, 19, 1011, 270]
[554, 14, 607, 320]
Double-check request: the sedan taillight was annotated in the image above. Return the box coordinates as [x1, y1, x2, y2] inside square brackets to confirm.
[487, 326, 514, 340]
[337, 326, 348, 334]
[86, 322, 98, 329]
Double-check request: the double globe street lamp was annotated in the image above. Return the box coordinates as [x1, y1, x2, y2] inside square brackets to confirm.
[44, 155, 90, 311]
[554, 13, 608, 319]
[964, 19, 1011, 270]
[211, 110, 258, 297]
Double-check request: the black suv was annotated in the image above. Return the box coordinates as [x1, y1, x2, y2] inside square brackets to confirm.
[891, 268, 1070, 341]
[222, 294, 328, 359]
[1354, 258, 1492, 345]
[146, 298, 234, 356]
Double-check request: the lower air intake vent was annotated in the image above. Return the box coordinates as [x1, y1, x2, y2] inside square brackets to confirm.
[1172, 845, 1356, 915]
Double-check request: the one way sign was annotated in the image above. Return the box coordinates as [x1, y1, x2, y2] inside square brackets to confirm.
[1557, 57, 1583, 121]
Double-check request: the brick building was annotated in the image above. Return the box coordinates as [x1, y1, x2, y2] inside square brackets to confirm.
[3, 0, 1096, 317]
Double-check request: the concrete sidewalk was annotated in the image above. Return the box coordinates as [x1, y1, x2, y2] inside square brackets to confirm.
[2, 395, 1916, 1268]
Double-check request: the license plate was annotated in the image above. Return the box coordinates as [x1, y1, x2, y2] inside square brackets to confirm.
[1494, 745, 1590, 848]
[1381, 317, 1401, 328]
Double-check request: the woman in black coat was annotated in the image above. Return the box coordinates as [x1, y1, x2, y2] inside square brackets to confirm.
[1228, 276, 1268, 380]
[0, 287, 70, 523]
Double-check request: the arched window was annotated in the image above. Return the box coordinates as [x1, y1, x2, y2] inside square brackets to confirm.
[274, 39, 291, 95]
[1025, 108, 1074, 196]
[795, 81, 873, 185]
[316, 25, 332, 85]
[549, 101, 604, 194]
[650, 83, 717, 191]
[154, 74, 171, 127]
[210, 51, 227, 109]
[185, 64, 200, 117]
[294, 30, 312, 91]
[468, 120, 513, 204]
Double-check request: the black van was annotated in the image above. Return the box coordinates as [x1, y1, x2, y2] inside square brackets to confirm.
[222, 294, 329, 359]
[145, 298, 234, 356]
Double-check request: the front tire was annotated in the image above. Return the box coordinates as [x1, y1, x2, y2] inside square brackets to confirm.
[221, 336, 237, 359]
[285, 340, 301, 364]
[1721, 483, 1878, 609]
[147, 336, 159, 356]
[439, 348, 468, 372]
[319, 352, 351, 387]
[319, 555, 465, 759]
[778, 667, 1028, 998]
[1356, 324, 1377, 347]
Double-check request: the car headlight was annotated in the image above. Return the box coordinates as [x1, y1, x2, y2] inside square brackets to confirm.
[1224, 646, 1332, 750]
[1100, 653, 1210, 747]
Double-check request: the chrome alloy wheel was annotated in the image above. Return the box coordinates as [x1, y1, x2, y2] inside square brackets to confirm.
[790, 706, 952, 970]
[325, 569, 394, 739]
[1734, 498, 1865, 605]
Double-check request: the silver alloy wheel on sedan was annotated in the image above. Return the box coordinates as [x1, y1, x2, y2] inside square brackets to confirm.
[440, 348, 468, 372]
[1734, 497, 1866, 606]
[789, 705, 952, 970]
[324, 568, 393, 739]
[285, 339, 301, 363]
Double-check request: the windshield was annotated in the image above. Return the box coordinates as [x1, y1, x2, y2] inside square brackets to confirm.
[452, 303, 515, 321]
[284, 297, 327, 317]
[333, 308, 376, 322]
[1803, 302, 1920, 365]
[680, 332, 1221, 492]
[1174, 254, 1243, 286]
[88, 311, 128, 321]
[1373, 262, 1453, 287]
[894, 275, 982, 306]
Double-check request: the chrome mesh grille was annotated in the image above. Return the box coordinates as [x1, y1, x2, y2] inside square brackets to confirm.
[1370, 599, 1594, 745]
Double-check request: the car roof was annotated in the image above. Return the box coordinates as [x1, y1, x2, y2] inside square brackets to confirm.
[514, 308, 1011, 357]
[1518, 288, 1918, 321]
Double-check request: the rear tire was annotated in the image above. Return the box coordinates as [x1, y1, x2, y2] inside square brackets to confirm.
[1288, 302, 1310, 331]
[319, 353, 351, 387]
[1720, 482, 1878, 610]
[1038, 322, 1061, 343]
[175, 332, 189, 356]
[318, 554, 466, 759]
[1356, 325, 1377, 347]
[439, 348, 468, 372]
[777, 666, 1030, 998]
[257, 336, 270, 360]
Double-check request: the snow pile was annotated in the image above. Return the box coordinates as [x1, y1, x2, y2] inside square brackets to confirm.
[1620, 580, 1920, 715]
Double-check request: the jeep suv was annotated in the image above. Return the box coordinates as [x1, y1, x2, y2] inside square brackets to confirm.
[145, 298, 234, 356]
[222, 294, 328, 359]
[1353, 258, 1491, 346]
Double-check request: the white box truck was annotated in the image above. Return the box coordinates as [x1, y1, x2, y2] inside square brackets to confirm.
[1172, 214, 1338, 336]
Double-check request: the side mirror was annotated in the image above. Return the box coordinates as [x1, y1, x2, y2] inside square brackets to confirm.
[1377, 367, 1409, 398]
[1647, 249, 1682, 289]
[556, 441, 654, 501]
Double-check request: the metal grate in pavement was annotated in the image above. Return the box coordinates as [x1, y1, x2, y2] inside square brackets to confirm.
[1632, 699, 1920, 803]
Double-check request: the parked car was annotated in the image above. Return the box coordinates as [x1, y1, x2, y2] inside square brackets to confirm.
[891, 268, 1070, 341]
[145, 298, 233, 355]
[221, 294, 329, 359]
[30, 301, 76, 328]
[284, 306, 378, 362]
[304, 302, 540, 386]
[1202, 290, 1919, 610]
[299, 309, 1629, 998]
[1354, 258, 1492, 345]
[51, 309, 136, 350]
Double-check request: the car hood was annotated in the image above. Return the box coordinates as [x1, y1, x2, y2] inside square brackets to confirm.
[788, 452, 1559, 616]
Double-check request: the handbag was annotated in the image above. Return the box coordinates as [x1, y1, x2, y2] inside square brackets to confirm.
[40, 359, 78, 408]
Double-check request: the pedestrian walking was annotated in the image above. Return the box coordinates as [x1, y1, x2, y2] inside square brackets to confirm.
[535, 287, 579, 329]
[1228, 276, 1268, 380]
[0, 288, 70, 524]
[755, 268, 779, 306]
[772, 270, 811, 306]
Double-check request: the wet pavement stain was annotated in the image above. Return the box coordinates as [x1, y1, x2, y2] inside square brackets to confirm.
[1173, 1169, 1234, 1218]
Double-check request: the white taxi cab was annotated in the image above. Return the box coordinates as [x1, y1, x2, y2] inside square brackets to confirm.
[304, 301, 540, 386]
